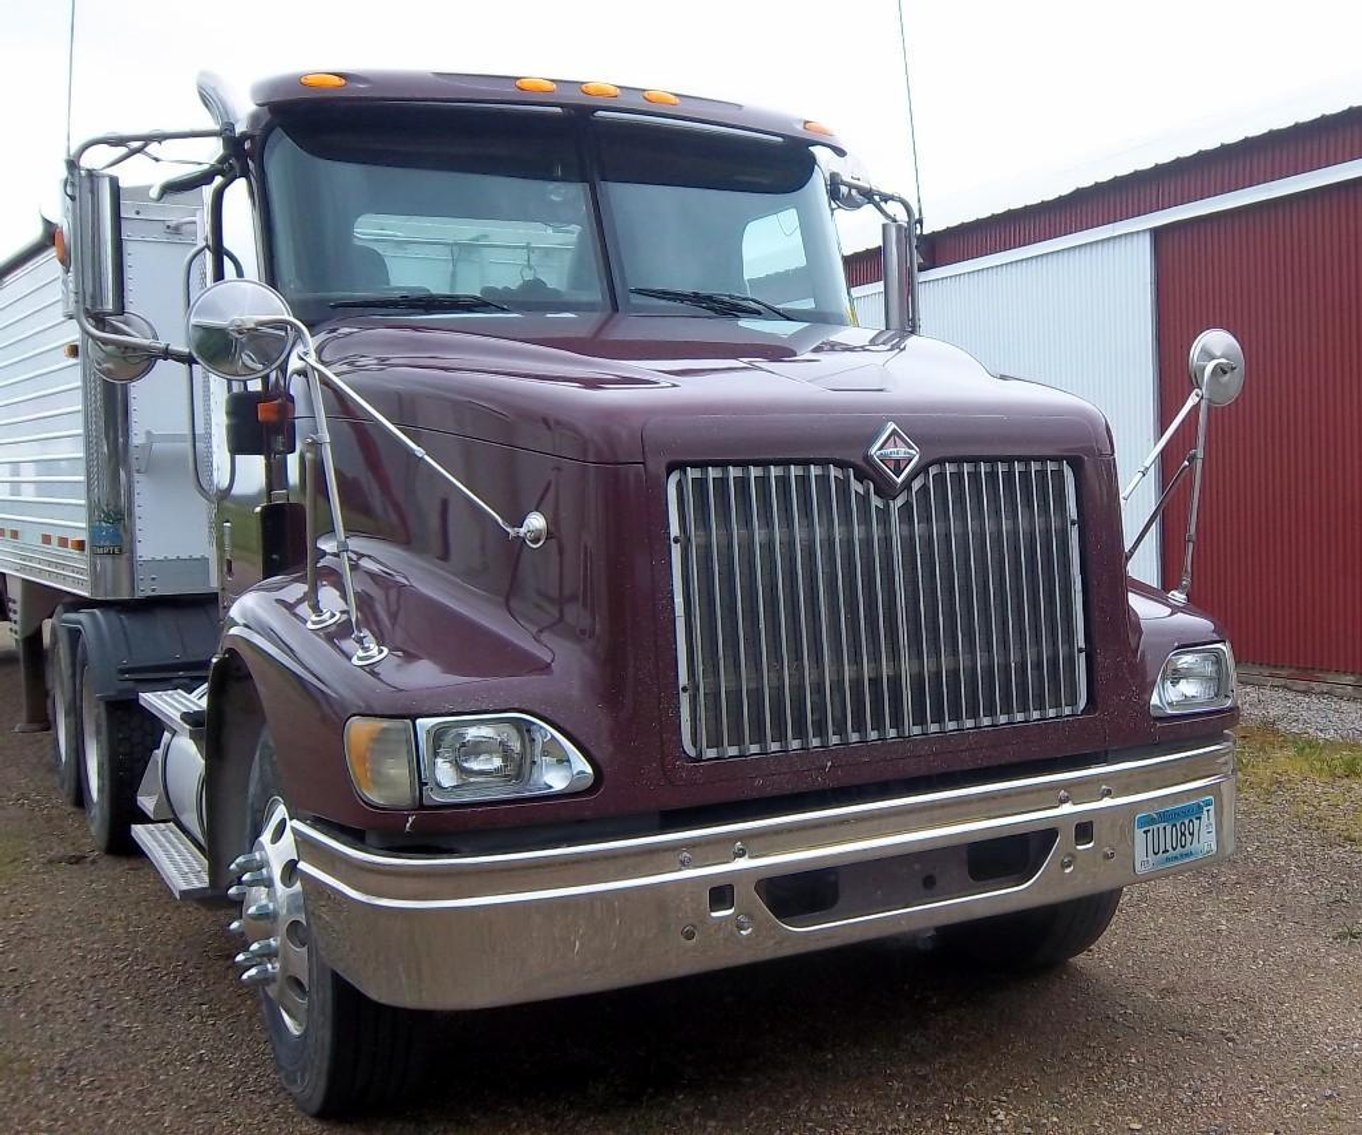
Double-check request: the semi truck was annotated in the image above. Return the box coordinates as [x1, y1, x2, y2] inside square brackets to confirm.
[0, 70, 1243, 1116]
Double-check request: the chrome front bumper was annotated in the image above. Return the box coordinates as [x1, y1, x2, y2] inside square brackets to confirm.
[294, 736, 1235, 1010]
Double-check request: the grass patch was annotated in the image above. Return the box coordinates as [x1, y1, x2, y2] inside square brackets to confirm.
[1237, 724, 1362, 844]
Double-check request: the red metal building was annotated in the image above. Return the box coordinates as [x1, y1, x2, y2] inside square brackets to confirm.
[853, 107, 1362, 679]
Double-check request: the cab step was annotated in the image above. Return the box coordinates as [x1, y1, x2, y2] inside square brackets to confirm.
[131, 822, 212, 899]
[138, 684, 208, 741]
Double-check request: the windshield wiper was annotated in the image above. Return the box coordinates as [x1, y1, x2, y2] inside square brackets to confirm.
[629, 287, 797, 321]
[329, 292, 512, 313]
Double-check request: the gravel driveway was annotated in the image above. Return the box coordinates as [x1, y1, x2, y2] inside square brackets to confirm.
[3, 647, 1361, 1135]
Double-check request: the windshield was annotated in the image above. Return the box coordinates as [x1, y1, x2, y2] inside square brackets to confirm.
[596, 117, 850, 322]
[262, 106, 851, 325]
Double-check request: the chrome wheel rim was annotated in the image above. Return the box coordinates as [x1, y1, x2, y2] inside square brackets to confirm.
[53, 651, 69, 763]
[233, 797, 310, 1035]
[80, 672, 100, 806]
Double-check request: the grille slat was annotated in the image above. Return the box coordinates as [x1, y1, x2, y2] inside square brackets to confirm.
[669, 460, 1088, 759]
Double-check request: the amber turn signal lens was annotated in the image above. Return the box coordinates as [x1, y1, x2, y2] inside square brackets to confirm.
[299, 72, 347, 89]
[256, 398, 293, 425]
[344, 717, 418, 809]
[516, 77, 557, 93]
[643, 89, 680, 105]
[580, 81, 620, 98]
[803, 120, 834, 136]
[52, 226, 68, 268]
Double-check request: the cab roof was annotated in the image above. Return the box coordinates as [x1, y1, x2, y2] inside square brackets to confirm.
[247, 70, 846, 154]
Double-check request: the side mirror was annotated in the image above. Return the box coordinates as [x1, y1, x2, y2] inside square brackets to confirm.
[187, 278, 295, 379]
[72, 168, 125, 318]
[88, 311, 159, 383]
[1188, 328, 1245, 407]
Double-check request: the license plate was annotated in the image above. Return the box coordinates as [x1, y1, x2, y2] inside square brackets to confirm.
[1134, 796, 1217, 875]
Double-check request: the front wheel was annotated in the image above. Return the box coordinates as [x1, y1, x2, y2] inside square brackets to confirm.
[232, 729, 425, 1117]
[939, 889, 1123, 972]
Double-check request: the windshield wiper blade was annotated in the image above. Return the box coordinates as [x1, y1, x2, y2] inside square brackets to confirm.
[629, 287, 796, 321]
[329, 292, 512, 313]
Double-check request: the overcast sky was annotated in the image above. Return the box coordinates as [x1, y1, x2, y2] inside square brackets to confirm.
[4, 0, 1362, 259]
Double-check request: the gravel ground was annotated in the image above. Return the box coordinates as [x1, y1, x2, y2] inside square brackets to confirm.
[1238, 683, 1362, 742]
[4, 645, 1362, 1134]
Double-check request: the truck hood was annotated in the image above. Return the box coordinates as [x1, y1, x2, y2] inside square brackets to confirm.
[313, 313, 1114, 465]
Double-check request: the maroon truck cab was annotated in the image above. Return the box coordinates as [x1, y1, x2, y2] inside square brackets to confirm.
[43, 70, 1236, 1116]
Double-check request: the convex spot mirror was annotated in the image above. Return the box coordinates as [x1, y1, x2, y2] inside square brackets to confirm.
[815, 148, 872, 211]
[1188, 328, 1246, 407]
[90, 312, 158, 384]
[187, 278, 294, 380]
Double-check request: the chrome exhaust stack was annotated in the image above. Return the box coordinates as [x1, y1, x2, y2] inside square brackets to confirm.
[1123, 329, 1246, 603]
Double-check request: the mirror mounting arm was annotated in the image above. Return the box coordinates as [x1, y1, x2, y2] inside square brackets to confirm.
[73, 303, 191, 365]
[1122, 328, 1245, 602]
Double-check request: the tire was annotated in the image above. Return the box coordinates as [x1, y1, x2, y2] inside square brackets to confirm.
[940, 889, 1123, 972]
[240, 729, 426, 1117]
[75, 639, 160, 855]
[47, 621, 82, 807]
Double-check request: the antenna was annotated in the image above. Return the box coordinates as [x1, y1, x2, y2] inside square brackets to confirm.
[64, 0, 77, 156]
[894, 0, 924, 230]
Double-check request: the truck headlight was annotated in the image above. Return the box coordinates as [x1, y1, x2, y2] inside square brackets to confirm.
[417, 713, 594, 804]
[1151, 643, 1235, 716]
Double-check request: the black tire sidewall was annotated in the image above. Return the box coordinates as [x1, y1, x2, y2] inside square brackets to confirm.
[943, 888, 1123, 971]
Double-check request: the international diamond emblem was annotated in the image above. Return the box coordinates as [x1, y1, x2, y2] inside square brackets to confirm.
[867, 422, 920, 486]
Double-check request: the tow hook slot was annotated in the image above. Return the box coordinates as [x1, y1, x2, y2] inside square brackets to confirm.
[756, 830, 1058, 929]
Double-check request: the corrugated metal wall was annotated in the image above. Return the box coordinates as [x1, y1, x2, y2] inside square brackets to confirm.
[850, 282, 884, 327]
[916, 233, 1162, 583]
[1156, 180, 1362, 673]
[928, 107, 1362, 267]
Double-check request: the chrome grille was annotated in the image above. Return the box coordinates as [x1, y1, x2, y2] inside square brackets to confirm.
[668, 461, 1087, 759]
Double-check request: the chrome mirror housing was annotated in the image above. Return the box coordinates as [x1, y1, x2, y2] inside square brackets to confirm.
[1188, 328, 1245, 407]
[89, 311, 159, 383]
[187, 278, 295, 380]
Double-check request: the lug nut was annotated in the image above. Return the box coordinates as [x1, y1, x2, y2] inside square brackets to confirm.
[226, 884, 248, 900]
[240, 962, 278, 987]
[234, 938, 279, 966]
[245, 900, 276, 921]
[229, 852, 264, 875]
[227, 919, 245, 937]
[239, 869, 271, 887]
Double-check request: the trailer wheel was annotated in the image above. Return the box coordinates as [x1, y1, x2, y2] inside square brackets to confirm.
[939, 889, 1123, 972]
[75, 639, 159, 855]
[233, 728, 426, 1117]
[47, 622, 81, 807]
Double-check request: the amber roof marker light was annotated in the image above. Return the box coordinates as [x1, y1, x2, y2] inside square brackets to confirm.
[580, 82, 620, 98]
[643, 90, 680, 105]
[516, 77, 557, 93]
[299, 73, 348, 89]
[803, 120, 835, 136]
